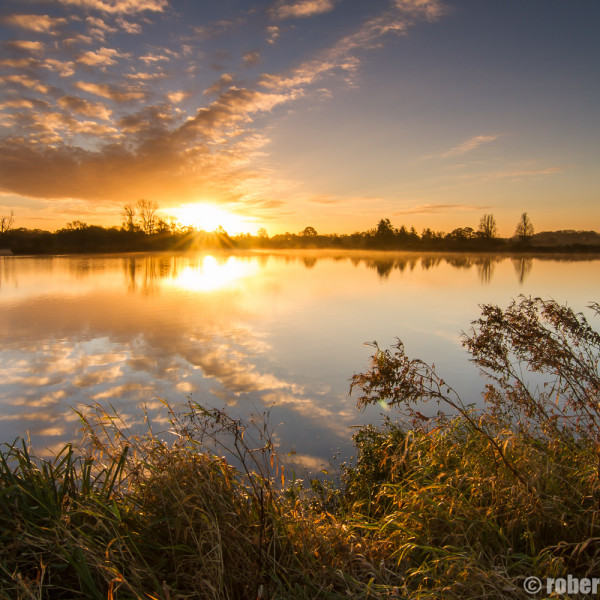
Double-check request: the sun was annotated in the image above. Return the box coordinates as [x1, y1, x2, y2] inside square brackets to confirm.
[171, 202, 250, 234]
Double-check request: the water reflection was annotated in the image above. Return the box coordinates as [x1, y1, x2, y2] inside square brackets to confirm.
[168, 256, 258, 293]
[1, 251, 598, 467]
[512, 257, 533, 284]
[477, 258, 494, 284]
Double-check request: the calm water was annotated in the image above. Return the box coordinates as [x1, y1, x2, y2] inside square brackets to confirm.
[0, 251, 599, 471]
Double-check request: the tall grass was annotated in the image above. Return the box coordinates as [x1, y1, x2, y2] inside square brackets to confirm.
[2, 402, 598, 599]
[0, 401, 385, 599]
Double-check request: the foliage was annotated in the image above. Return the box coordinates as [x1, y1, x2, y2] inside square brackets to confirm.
[136, 199, 159, 235]
[464, 296, 600, 447]
[515, 212, 534, 243]
[0, 211, 14, 238]
[4, 209, 600, 253]
[478, 213, 497, 239]
[349, 296, 600, 594]
[0, 402, 384, 599]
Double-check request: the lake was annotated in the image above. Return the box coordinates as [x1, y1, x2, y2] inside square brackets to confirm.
[0, 250, 599, 472]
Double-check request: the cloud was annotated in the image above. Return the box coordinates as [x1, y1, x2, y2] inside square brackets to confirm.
[203, 73, 234, 96]
[273, 0, 337, 20]
[179, 87, 294, 141]
[167, 90, 189, 104]
[1, 14, 68, 34]
[43, 58, 76, 77]
[139, 53, 170, 65]
[393, 203, 490, 215]
[242, 51, 261, 67]
[53, 0, 167, 14]
[85, 16, 118, 40]
[260, 1, 443, 92]
[0, 58, 35, 69]
[439, 135, 500, 158]
[266, 26, 280, 45]
[117, 104, 177, 132]
[393, 0, 448, 20]
[74, 81, 146, 101]
[0, 99, 35, 110]
[58, 95, 113, 120]
[116, 16, 143, 33]
[0, 74, 50, 94]
[0, 83, 293, 205]
[0, 0, 451, 221]
[125, 71, 165, 81]
[77, 47, 122, 66]
[454, 166, 566, 182]
[3, 40, 45, 53]
[309, 194, 340, 204]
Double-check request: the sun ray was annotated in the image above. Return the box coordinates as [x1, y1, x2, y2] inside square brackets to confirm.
[171, 202, 251, 235]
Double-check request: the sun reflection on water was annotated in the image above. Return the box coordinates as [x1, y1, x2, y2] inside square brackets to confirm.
[167, 255, 257, 292]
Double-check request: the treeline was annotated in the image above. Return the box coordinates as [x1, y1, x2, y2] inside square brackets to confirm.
[0, 223, 236, 255]
[2, 211, 600, 255]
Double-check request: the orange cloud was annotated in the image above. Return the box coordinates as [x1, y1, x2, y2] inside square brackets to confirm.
[77, 47, 122, 66]
[1, 14, 67, 33]
[3, 40, 45, 53]
[273, 0, 337, 20]
[57, 95, 113, 120]
[54, 0, 167, 14]
[74, 81, 146, 101]
[440, 135, 500, 158]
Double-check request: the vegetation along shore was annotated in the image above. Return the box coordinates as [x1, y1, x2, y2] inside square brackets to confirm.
[2, 205, 600, 255]
[1, 296, 599, 599]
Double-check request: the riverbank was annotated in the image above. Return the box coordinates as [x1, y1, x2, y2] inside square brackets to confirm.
[1, 402, 597, 599]
[3, 224, 600, 256]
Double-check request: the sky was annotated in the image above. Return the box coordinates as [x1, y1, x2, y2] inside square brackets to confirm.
[0, 0, 599, 236]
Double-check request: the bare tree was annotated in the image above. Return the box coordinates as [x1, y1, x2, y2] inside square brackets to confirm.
[0, 211, 14, 238]
[121, 203, 137, 232]
[136, 199, 158, 235]
[515, 212, 534, 243]
[478, 213, 497, 239]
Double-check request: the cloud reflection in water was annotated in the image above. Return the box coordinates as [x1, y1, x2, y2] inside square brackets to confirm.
[1, 252, 598, 465]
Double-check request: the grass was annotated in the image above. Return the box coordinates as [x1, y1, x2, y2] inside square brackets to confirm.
[1, 401, 599, 599]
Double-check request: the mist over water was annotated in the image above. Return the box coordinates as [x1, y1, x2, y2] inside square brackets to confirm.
[1, 251, 598, 471]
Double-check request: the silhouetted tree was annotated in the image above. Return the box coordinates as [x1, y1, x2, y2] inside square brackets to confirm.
[66, 220, 88, 230]
[447, 227, 476, 241]
[376, 218, 394, 238]
[257, 227, 268, 239]
[478, 213, 497, 239]
[302, 226, 318, 237]
[121, 203, 137, 232]
[136, 199, 158, 235]
[1, 211, 14, 239]
[156, 217, 172, 233]
[515, 212, 534, 243]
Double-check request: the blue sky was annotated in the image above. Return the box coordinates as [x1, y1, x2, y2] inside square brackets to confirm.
[0, 0, 598, 235]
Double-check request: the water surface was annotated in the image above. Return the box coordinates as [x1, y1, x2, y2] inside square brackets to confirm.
[1, 251, 598, 471]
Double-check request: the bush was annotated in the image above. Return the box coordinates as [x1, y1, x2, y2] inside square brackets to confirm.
[347, 296, 600, 596]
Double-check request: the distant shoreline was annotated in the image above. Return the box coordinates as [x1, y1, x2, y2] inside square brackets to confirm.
[3, 224, 600, 256]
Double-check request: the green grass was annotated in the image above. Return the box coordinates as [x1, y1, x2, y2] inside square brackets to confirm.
[1, 400, 599, 599]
